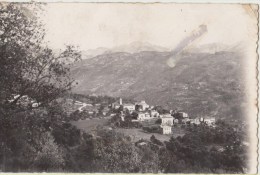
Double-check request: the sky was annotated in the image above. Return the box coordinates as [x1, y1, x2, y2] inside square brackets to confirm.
[41, 3, 256, 51]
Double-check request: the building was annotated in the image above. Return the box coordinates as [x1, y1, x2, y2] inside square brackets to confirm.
[123, 103, 135, 112]
[160, 114, 174, 134]
[112, 98, 123, 109]
[31, 102, 39, 108]
[190, 118, 201, 125]
[112, 102, 121, 109]
[160, 125, 172, 134]
[182, 118, 190, 124]
[161, 114, 174, 126]
[137, 112, 151, 121]
[101, 107, 110, 116]
[179, 112, 188, 118]
[160, 113, 172, 118]
[203, 117, 216, 126]
[149, 110, 159, 118]
[135, 100, 149, 111]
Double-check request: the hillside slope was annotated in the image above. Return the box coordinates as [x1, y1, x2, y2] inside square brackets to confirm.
[70, 50, 246, 122]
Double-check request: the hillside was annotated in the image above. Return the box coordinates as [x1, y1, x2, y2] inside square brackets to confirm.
[70, 50, 246, 122]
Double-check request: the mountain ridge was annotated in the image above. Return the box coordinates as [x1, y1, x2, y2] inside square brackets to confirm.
[70, 48, 246, 123]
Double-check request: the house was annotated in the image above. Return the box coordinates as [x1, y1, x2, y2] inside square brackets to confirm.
[112, 102, 121, 109]
[161, 115, 174, 126]
[203, 117, 216, 126]
[136, 112, 151, 121]
[149, 110, 159, 118]
[182, 118, 190, 124]
[101, 107, 110, 116]
[149, 105, 154, 110]
[160, 113, 171, 118]
[138, 142, 147, 146]
[123, 103, 135, 112]
[31, 102, 39, 108]
[160, 125, 172, 134]
[111, 98, 123, 109]
[9, 94, 39, 107]
[135, 100, 149, 111]
[159, 113, 174, 134]
[88, 108, 99, 115]
[110, 113, 116, 117]
[190, 118, 201, 125]
[179, 112, 188, 118]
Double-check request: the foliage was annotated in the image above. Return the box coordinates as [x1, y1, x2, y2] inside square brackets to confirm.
[150, 135, 163, 146]
[34, 132, 65, 171]
[52, 123, 81, 147]
[0, 2, 80, 172]
[69, 128, 160, 173]
[163, 121, 247, 173]
[67, 93, 116, 105]
[153, 106, 169, 114]
[155, 118, 162, 124]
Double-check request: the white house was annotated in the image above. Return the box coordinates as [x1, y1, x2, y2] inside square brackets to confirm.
[179, 112, 188, 118]
[160, 114, 174, 135]
[135, 100, 149, 111]
[203, 117, 216, 126]
[123, 103, 135, 112]
[190, 118, 201, 125]
[161, 115, 174, 126]
[160, 113, 172, 118]
[160, 125, 172, 134]
[137, 112, 151, 121]
[31, 102, 40, 108]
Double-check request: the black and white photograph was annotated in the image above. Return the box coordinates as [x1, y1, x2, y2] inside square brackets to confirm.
[0, 2, 258, 173]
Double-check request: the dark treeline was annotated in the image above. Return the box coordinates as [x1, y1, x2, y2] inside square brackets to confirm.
[1, 115, 246, 173]
[66, 93, 117, 105]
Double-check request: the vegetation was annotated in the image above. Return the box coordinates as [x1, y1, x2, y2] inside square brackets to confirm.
[0, 2, 80, 171]
[162, 121, 247, 173]
[67, 93, 116, 105]
[57, 121, 247, 173]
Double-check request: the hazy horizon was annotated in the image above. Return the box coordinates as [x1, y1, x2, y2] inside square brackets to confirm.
[41, 3, 254, 51]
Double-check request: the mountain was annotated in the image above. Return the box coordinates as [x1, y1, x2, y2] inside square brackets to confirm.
[184, 43, 232, 54]
[80, 42, 170, 59]
[70, 47, 246, 123]
[81, 47, 109, 59]
[110, 41, 169, 53]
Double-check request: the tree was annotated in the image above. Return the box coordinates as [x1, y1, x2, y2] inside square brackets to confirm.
[34, 132, 65, 171]
[0, 2, 81, 171]
[0, 3, 80, 110]
[150, 135, 163, 146]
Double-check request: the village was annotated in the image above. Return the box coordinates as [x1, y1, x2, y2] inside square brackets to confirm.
[111, 98, 216, 135]
[7, 93, 216, 136]
[69, 96, 216, 136]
